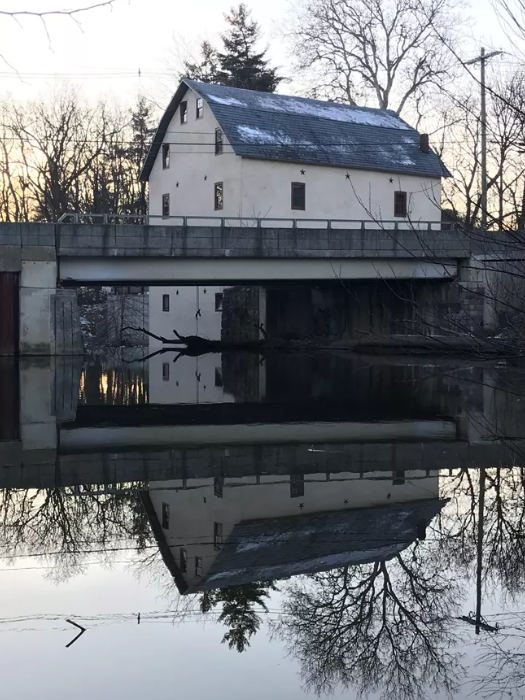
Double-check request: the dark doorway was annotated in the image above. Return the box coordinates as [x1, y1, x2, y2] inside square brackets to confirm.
[0, 273, 19, 356]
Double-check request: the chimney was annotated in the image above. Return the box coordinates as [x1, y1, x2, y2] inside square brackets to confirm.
[420, 133, 430, 154]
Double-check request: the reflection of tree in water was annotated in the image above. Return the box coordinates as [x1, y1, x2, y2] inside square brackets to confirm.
[273, 548, 463, 700]
[437, 468, 525, 597]
[0, 487, 152, 582]
[200, 582, 277, 652]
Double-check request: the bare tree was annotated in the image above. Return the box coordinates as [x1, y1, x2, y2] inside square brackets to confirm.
[273, 549, 463, 700]
[286, 0, 461, 114]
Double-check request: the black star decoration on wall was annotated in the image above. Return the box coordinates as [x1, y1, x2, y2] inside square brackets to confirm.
[345, 172, 350, 180]
[389, 178, 394, 183]
[300, 169, 305, 175]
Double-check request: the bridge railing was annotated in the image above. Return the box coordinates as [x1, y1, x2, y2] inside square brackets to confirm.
[58, 212, 461, 231]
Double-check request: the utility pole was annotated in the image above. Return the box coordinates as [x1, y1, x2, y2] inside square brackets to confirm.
[465, 48, 504, 230]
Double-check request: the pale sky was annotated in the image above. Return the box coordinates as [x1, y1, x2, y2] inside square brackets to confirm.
[0, 0, 514, 109]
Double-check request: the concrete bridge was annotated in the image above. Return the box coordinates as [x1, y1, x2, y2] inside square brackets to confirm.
[1, 357, 524, 490]
[0, 220, 523, 355]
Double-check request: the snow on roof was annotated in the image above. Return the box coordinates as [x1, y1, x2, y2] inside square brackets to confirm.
[140, 80, 451, 181]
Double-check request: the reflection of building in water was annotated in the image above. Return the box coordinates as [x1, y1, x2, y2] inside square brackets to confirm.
[148, 285, 235, 405]
[142, 472, 444, 594]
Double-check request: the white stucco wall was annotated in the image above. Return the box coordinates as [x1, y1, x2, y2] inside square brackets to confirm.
[149, 472, 439, 589]
[147, 86, 442, 223]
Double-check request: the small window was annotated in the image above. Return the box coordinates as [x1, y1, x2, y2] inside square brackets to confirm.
[162, 193, 170, 218]
[215, 367, 223, 388]
[215, 292, 223, 312]
[162, 502, 170, 530]
[180, 548, 188, 573]
[214, 182, 224, 211]
[291, 182, 306, 210]
[214, 522, 223, 550]
[393, 469, 406, 486]
[394, 191, 408, 218]
[162, 143, 170, 169]
[162, 294, 170, 312]
[214, 476, 224, 497]
[162, 363, 170, 381]
[196, 97, 204, 119]
[215, 128, 223, 155]
[290, 473, 305, 498]
[195, 556, 203, 577]
[180, 101, 188, 124]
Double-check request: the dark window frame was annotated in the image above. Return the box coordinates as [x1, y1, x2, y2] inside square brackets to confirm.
[180, 548, 188, 574]
[180, 101, 188, 124]
[215, 292, 223, 312]
[196, 97, 204, 120]
[291, 182, 306, 211]
[214, 182, 224, 211]
[394, 191, 408, 218]
[162, 362, 170, 381]
[162, 294, 170, 312]
[215, 128, 223, 155]
[162, 143, 170, 169]
[214, 522, 223, 550]
[214, 477, 224, 497]
[290, 473, 305, 498]
[195, 556, 203, 577]
[161, 502, 170, 530]
[162, 193, 170, 218]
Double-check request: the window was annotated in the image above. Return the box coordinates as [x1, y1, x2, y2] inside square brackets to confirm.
[214, 476, 224, 497]
[195, 556, 203, 577]
[290, 473, 305, 498]
[393, 469, 406, 486]
[291, 182, 306, 210]
[214, 522, 223, 550]
[180, 101, 188, 124]
[394, 191, 408, 218]
[162, 294, 170, 312]
[162, 363, 170, 381]
[215, 367, 223, 388]
[214, 182, 224, 210]
[180, 548, 188, 573]
[215, 292, 223, 312]
[162, 143, 170, 169]
[215, 128, 223, 155]
[162, 502, 170, 530]
[196, 97, 204, 119]
[162, 193, 170, 218]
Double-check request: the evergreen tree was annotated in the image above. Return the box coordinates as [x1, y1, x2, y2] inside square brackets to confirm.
[216, 4, 281, 92]
[127, 95, 155, 215]
[183, 41, 220, 83]
[200, 581, 277, 652]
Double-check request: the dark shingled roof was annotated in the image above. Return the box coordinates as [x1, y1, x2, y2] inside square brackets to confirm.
[140, 79, 451, 181]
[188, 497, 447, 593]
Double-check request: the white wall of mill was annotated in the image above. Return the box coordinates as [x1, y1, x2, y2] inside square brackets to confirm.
[147, 86, 442, 223]
[148, 285, 233, 405]
[148, 472, 439, 589]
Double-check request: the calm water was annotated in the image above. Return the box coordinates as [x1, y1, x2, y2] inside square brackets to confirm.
[2, 350, 525, 699]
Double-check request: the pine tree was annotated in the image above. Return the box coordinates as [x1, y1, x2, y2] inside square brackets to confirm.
[127, 95, 155, 215]
[216, 4, 281, 92]
[200, 581, 277, 652]
[183, 41, 220, 83]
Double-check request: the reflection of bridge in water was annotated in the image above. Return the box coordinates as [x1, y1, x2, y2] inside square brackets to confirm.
[1, 355, 525, 490]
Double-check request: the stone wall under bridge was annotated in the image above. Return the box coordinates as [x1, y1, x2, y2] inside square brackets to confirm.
[223, 278, 487, 345]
